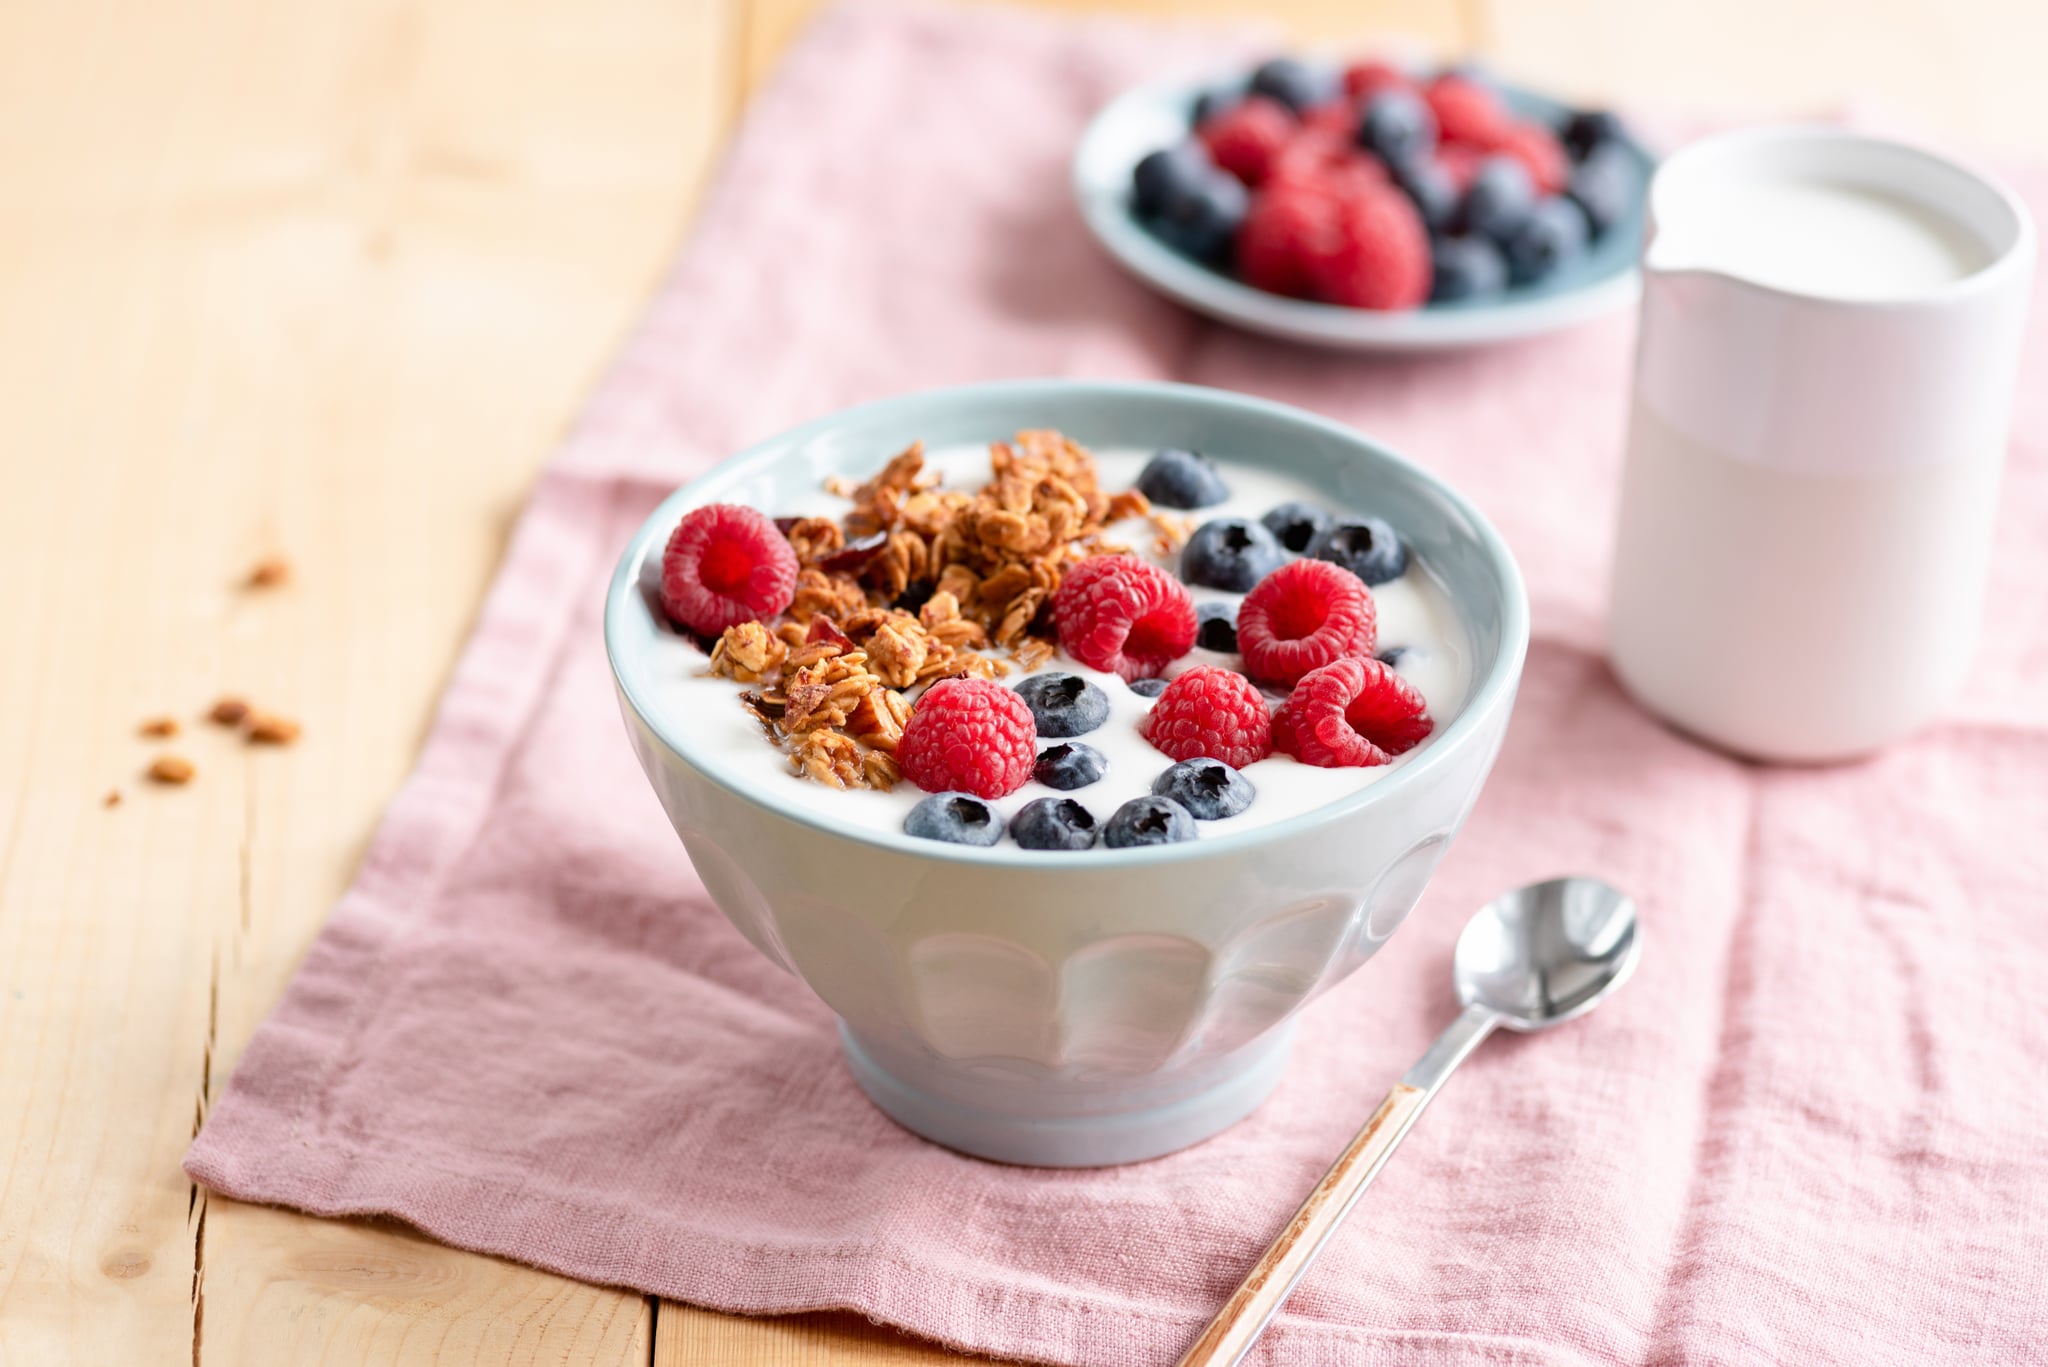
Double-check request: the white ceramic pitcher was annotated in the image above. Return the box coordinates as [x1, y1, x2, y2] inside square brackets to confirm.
[1608, 126, 2034, 762]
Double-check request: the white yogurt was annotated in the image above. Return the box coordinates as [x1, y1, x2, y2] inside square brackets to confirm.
[645, 445, 1472, 841]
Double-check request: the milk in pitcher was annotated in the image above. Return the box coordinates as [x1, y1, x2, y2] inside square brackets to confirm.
[1607, 128, 2032, 761]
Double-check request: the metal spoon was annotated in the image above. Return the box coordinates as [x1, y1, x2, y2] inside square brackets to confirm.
[1175, 876, 1641, 1367]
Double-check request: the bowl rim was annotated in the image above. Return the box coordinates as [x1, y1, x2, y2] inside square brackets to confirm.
[604, 379, 1531, 867]
[1069, 71, 1653, 352]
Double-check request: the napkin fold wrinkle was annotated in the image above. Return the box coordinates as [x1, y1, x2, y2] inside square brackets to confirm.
[187, 3, 2048, 1363]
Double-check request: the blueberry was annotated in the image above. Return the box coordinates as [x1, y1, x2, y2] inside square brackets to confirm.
[1135, 448, 1230, 509]
[1308, 518, 1410, 586]
[892, 579, 936, 615]
[904, 792, 1003, 847]
[1132, 143, 1212, 220]
[1438, 60, 1497, 88]
[1035, 742, 1107, 790]
[1015, 672, 1110, 738]
[1181, 517, 1286, 593]
[1391, 156, 1460, 234]
[1567, 143, 1636, 239]
[1562, 108, 1626, 162]
[1129, 678, 1168, 699]
[1260, 500, 1335, 553]
[1191, 88, 1239, 128]
[1503, 197, 1589, 286]
[1429, 235, 1508, 303]
[1152, 759, 1256, 820]
[1195, 602, 1239, 653]
[1145, 167, 1248, 266]
[1460, 155, 1536, 244]
[1247, 57, 1332, 114]
[1103, 795, 1198, 848]
[1356, 90, 1437, 166]
[1378, 645, 1410, 668]
[1011, 797, 1099, 851]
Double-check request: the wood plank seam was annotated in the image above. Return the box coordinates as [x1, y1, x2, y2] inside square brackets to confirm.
[193, 944, 219, 1366]
[191, 1188, 208, 1367]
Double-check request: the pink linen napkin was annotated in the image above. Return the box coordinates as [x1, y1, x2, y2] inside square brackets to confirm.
[186, 3, 2048, 1363]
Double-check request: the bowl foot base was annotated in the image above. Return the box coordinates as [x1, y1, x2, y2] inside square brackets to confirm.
[838, 1021, 1298, 1167]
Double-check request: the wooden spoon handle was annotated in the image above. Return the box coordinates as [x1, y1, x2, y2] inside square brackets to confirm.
[1174, 1082, 1430, 1367]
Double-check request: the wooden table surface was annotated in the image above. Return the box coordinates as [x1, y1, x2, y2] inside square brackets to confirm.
[2, 0, 2039, 1362]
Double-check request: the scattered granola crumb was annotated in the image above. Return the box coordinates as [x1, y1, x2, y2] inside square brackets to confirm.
[208, 697, 251, 726]
[1012, 637, 1057, 673]
[1106, 488, 1152, 523]
[103, 788, 122, 808]
[147, 756, 196, 785]
[1149, 511, 1194, 557]
[138, 716, 180, 738]
[247, 555, 291, 589]
[247, 714, 302, 745]
[861, 750, 901, 790]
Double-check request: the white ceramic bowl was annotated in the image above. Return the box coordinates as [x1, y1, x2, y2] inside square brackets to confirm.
[1072, 73, 1654, 352]
[605, 381, 1529, 1165]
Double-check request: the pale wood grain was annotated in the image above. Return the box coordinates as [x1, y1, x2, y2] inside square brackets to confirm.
[660, 1305, 984, 1365]
[1474, 0, 2048, 151]
[199, 1206, 650, 1366]
[0, 0, 734, 1361]
[964, 0, 1469, 47]
[739, 0, 1468, 96]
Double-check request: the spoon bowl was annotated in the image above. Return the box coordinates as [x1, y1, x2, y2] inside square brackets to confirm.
[1454, 876, 1640, 1031]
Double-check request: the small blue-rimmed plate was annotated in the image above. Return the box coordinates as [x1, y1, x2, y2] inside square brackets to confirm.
[1072, 73, 1655, 352]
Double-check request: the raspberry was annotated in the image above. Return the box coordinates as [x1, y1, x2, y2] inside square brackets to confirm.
[1140, 666, 1274, 769]
[1340, 659, 1435, 755]
[1435, 142, 1484, 190]
[1342, 60, 1414, 101]
[1198, 95, 1296, 186]
[659, 503, 799, 636]
[1237, 558, 1377, 685]
[896, 677, 1037, 799]
[1052, 555, 1197, 682]
[1425, 74, 1508, 147]
[1488, 121, 1570, 195]
[1243, 133, 1402, 301]
[1309, 184, 1431, 310]
[1239, 182, 1336, 297]
[1267, 130, 1387, 199]
[1273, 657, 1433, 768]
[1300, 99, 1359, 140]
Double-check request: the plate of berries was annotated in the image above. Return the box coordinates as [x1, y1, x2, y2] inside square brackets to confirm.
[1072, 55, 1653, 351]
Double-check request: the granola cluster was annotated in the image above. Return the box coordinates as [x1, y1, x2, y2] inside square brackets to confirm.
[704, 431, 1146, 789]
